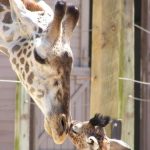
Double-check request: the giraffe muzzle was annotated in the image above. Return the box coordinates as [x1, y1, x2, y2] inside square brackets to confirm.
[44, 114, 69, 144]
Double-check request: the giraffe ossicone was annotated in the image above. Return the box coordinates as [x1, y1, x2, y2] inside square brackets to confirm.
[0, 0, 79, 144]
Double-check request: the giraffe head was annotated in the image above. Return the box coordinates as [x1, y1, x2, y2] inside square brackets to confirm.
[69, 114, 110, 150]
[69, 114, 131, 150]
[8, 0, 79, 144]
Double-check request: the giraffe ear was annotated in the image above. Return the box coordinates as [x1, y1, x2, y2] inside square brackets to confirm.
[86, 136, 99, 150]
[89, 114, 111, 127]
[110, 139, 131, 150]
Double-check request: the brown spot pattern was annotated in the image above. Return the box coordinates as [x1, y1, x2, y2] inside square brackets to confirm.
[17, 50, 22, 57]
[23, 49, 27, 55]
[12, 45, 21, 53]
[20, 58, 25, 64]
[20, 38, 26, 42]
[3, 12, 12, 24]
[12, 58, 16, 65]
[53, 80, 59, 86]
[25, 62, 29, 73]
[27, 51, 32, 57]
[27, 72, 34, 84]
[24, 43, 28, 46]
[37, 90, 44, 98]
[3, 25, 9, 31]
[28, 45, 31, 49]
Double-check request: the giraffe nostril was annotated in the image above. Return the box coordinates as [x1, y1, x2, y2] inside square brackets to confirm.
[60, 115, 67, 133]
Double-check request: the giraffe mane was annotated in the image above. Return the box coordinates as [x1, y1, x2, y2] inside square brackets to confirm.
[22, 0, 44, 11]
[0, 0, 43, 11]
[89, 114, 111, 127]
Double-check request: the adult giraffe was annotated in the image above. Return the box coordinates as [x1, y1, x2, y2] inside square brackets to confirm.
[0, 0, 79, 144]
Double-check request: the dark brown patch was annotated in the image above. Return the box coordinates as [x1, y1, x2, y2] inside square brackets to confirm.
[53, 80, 59, 86]
[12, 58, 16, 65]
[17, 50, 22, 57]
[36, 34, 40, 38]
[28, 45, 31, 49]
[57, 67, 63, 75]
[25, 62, 29, 73]
[3, 25, 9, 31]
[20, 58, 25, 64]
[37, 90, 44, 98]
[38, 27, 43, 33]
[12, 45, 21, 53]
[20, 38, 26, 42]
[23, 49, 27, 55]
[22, 72, 25, 80]
[27, 72, 34, 84]
[24, 43, 28, 46]
[27, 51, 32, 57]
[62, 51, 73, 64]
[3, 12, 12, 24]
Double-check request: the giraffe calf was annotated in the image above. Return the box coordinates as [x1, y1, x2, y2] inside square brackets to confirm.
[69, 114, 131, 150]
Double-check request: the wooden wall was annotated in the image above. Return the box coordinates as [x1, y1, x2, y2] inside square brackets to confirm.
[0, 54, 16, 150]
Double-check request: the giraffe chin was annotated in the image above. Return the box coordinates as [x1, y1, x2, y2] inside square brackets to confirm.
[44, 119, 67, 144]
[51, 130, 67, 144]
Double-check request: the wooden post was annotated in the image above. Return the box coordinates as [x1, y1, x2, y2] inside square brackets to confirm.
[14, 84, 30, 150]
[119, 0, 134, 148]
[90, 0, 134, 149]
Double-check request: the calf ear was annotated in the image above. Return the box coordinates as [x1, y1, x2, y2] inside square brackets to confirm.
[89, 114, 111, 127]
[110, 139, 131, 150]
[86, 136, 99, 150]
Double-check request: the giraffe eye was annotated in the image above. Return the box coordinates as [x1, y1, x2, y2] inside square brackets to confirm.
[72, 129, 78, 134]
[71, 125, 80, 134]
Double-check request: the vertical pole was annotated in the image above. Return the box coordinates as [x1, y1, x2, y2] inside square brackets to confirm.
[90, 0, 134, 149]
[119, 0, 134, 149]
[90, 0, 121, 120]
[14, 84, 30, 150]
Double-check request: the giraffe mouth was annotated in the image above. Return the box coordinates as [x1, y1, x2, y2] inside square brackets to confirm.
[44, 115, 68, 144]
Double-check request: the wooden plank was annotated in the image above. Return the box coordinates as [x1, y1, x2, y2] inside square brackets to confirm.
[90, 0, 134, 149]
[140, 0, 150, 149]
[91, 0, 121, 118]
[119, 0, 134, 149]
[80, 0, 90, 67]
[14, 84, 30, 150]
